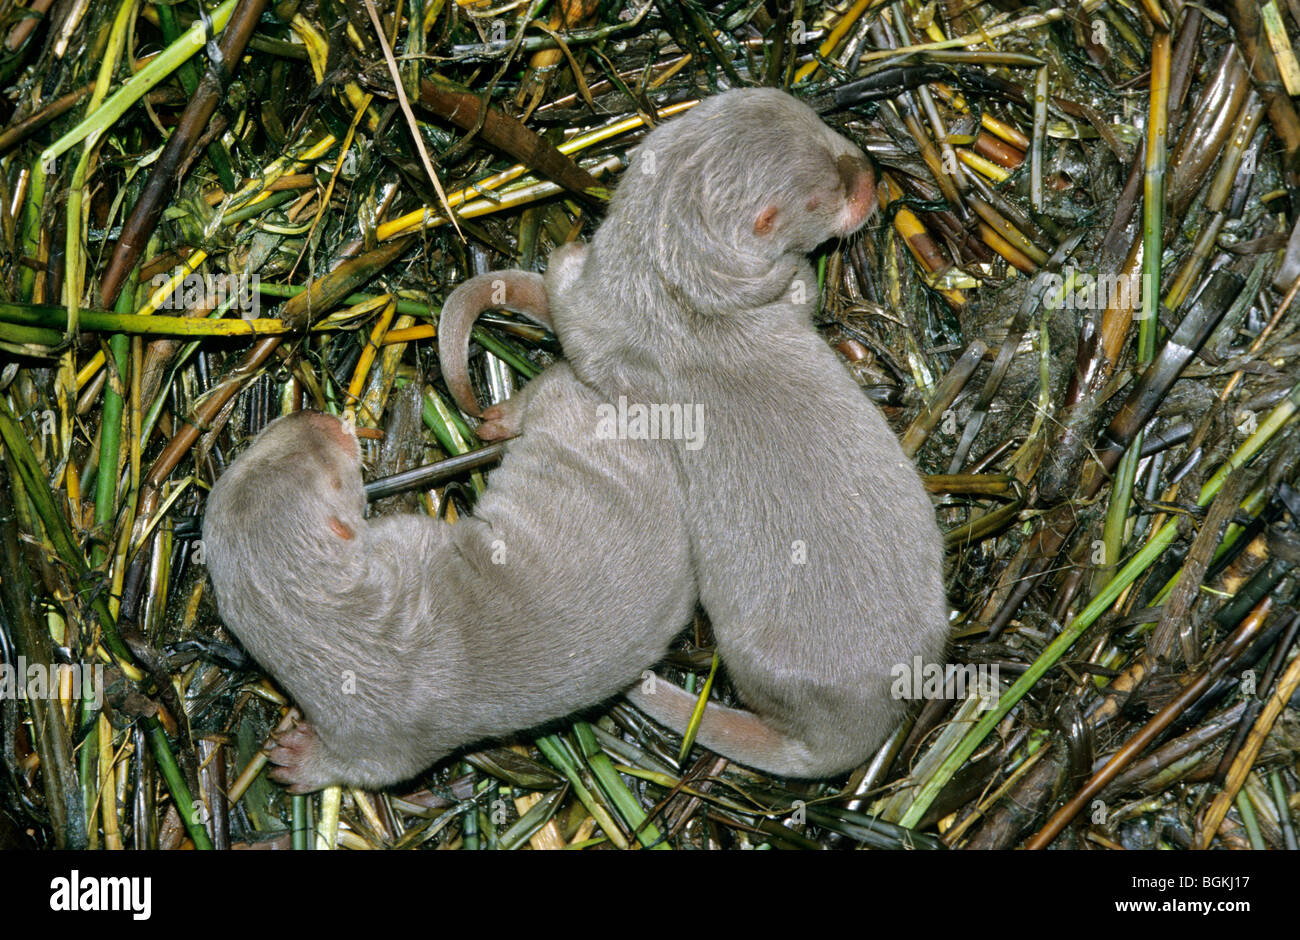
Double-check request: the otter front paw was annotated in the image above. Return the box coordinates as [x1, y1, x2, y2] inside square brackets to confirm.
[265, 722, 335, 794]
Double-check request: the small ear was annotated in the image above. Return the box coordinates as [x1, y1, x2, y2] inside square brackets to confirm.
[753, 204, 780, 236]
[327, 516, 355, 541]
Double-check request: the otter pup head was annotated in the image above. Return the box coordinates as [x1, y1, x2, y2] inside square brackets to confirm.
[205, 409, 367, 568]
[622, 87, 876, 316]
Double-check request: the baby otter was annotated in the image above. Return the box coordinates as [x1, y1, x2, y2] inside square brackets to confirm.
[203, 367, 695, 792]
[440, 88, 949, 778]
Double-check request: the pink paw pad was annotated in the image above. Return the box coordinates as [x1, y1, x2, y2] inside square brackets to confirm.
[265, 722, 327, 794]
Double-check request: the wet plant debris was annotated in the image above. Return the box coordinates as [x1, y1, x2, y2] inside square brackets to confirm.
[0, 0, 1298, 850]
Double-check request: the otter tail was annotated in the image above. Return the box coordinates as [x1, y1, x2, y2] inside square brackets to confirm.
[438, 271, 551, 416]
[626, 677, 856, 779]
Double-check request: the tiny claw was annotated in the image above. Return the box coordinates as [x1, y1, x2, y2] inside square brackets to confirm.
[264, 722, 328, 793]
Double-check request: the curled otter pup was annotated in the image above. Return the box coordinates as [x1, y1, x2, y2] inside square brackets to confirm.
[202, 367, 694, 793]
[441, 88, 949, 779]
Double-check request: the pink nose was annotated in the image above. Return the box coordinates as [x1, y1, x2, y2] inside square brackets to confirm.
[836, 155, 877, 234]
[300, 410, 360, 459]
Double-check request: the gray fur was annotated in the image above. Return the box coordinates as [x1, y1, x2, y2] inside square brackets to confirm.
[208, 88, 949, 791]
[544, 88, 950, 777]
[203, 365, 694, 792]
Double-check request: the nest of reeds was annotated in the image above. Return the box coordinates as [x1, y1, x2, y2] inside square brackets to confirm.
[0, 0, 1297, 851]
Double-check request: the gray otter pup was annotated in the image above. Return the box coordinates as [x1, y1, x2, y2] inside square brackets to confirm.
[203, 367, 694, 793]
[441, 88, 949, 779]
